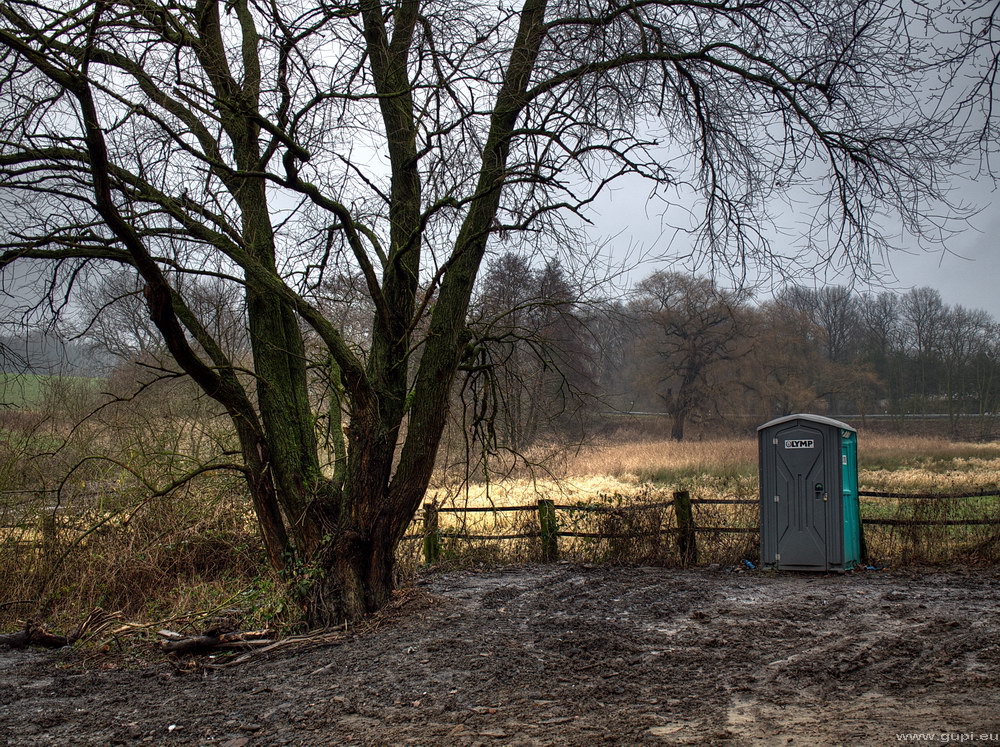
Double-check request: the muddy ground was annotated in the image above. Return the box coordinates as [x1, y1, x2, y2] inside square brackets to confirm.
[1, 565, 998, 745]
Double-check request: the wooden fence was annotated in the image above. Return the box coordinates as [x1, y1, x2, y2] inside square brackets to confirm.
[5, 486, 1000, 565]
[0, 489, 108, 545]
[410, 488, 1000, 565]
[859, 488, 1000, 527]
[413, 490, 756, 565]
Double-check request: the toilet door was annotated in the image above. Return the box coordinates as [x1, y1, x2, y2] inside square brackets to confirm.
[772, 424, 829, 569]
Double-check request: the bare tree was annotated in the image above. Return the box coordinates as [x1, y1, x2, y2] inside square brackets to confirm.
[773, 285, 861, 411]
[857, 290, 904, 411]
[0, 0, 972, 621]
[971, 323, 1000, 434]
[929, 0, 1000, 172]
[633, 271, 747, 440]
[749, 293, 877, 419]
[77, 272, 249, 366]
[940, 305, 992, 431]
[900, 287, 947, 409]
[462, 252, 595, 465]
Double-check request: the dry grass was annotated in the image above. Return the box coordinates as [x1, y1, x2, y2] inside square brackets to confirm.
[0, 477, 271, 633]
[429, 474, 647, 511]
[419, 432, 1000, 568]
[429, 433, 1000, 511]
[860, 432, 1000, 459]
[427, 438, 756, 512]
[557, 437, 757, 481]
[422, 439, 760, 567]
[5, 431, 1000, 634]
[862, 461, 1000, 492]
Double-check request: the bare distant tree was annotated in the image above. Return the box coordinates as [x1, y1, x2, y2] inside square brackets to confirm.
[775, 286, 859, 361]
[633, 272, 747, 440]
[0, 0, 975, 621]
[940, 305, 992, 430]
[78, 273, 249, 366]
[465, 253, 593, 453]
[773, 285, 862, 411]
[857, 290, 904, 411]
[900, 287, 947, 407]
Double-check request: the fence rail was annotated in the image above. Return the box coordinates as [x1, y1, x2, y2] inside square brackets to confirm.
[863, 517, 1000, 526]
[419, 490, 704, 565]
[858, 489, 1000, 500]
[6, 484, 1000, 565]
[437, 505, 532, 514]
[411, 485, 1000, 565]
[551, 501, 677, 512]
[439, 532, 542, 540]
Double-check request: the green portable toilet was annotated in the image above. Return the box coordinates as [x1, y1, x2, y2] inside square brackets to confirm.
[758, 414, 861, 571]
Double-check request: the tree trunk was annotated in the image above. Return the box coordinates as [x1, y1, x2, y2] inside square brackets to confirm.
[304, 523, 397, 626]
[246, 284, 328, 556]
[671, 409, 687, 441]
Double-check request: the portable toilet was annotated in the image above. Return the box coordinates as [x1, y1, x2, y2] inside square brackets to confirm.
[758, 414, 861, 571]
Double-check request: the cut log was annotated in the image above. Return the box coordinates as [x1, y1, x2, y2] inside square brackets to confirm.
[0, 621, 74, 649]
[159, 630, 275, 656]
[0, 628, 30, 648]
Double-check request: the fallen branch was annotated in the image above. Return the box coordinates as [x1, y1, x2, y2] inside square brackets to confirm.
[0, 620, 75, 649]
[204, 587, 432, 669]
[158, 629, 276, 656]
[208, 630, 348, 668]
[0, 608, 122, 651]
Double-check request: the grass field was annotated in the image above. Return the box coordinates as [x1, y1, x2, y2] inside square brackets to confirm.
[430, 433, 1000, 509]
[3, 429, 999, 631]
[421, 433, 1000, 566]
[0, 373, 51, 408]
[0, 372, 103, 409]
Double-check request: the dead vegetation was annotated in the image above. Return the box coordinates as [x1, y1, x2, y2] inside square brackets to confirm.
[3, 423, 1000, 641]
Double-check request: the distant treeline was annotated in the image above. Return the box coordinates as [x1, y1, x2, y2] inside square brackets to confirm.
[0, 332, 106, 376]
[460, 255, 1000, 445]
[5, 257, 997, 447]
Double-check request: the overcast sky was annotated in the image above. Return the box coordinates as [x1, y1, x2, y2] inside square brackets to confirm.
[886, 194, 1000, 317]
[3, 142, 997, 329]
[584, 168, 1000, 318]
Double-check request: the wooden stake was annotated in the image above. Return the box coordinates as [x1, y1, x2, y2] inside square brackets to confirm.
[538, 499, 559, 562]
[423, 502, 440, 564]
[673, 490, 697, 566]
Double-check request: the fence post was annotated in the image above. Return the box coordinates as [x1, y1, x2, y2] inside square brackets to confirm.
[39, 510, 57, 569]
[538, 499, 559, 561]
[422, 502, 440, 564]
[673, 490, 697, 566]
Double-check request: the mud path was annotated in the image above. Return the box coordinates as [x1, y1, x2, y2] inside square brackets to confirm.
[1, 566, 998, 745]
